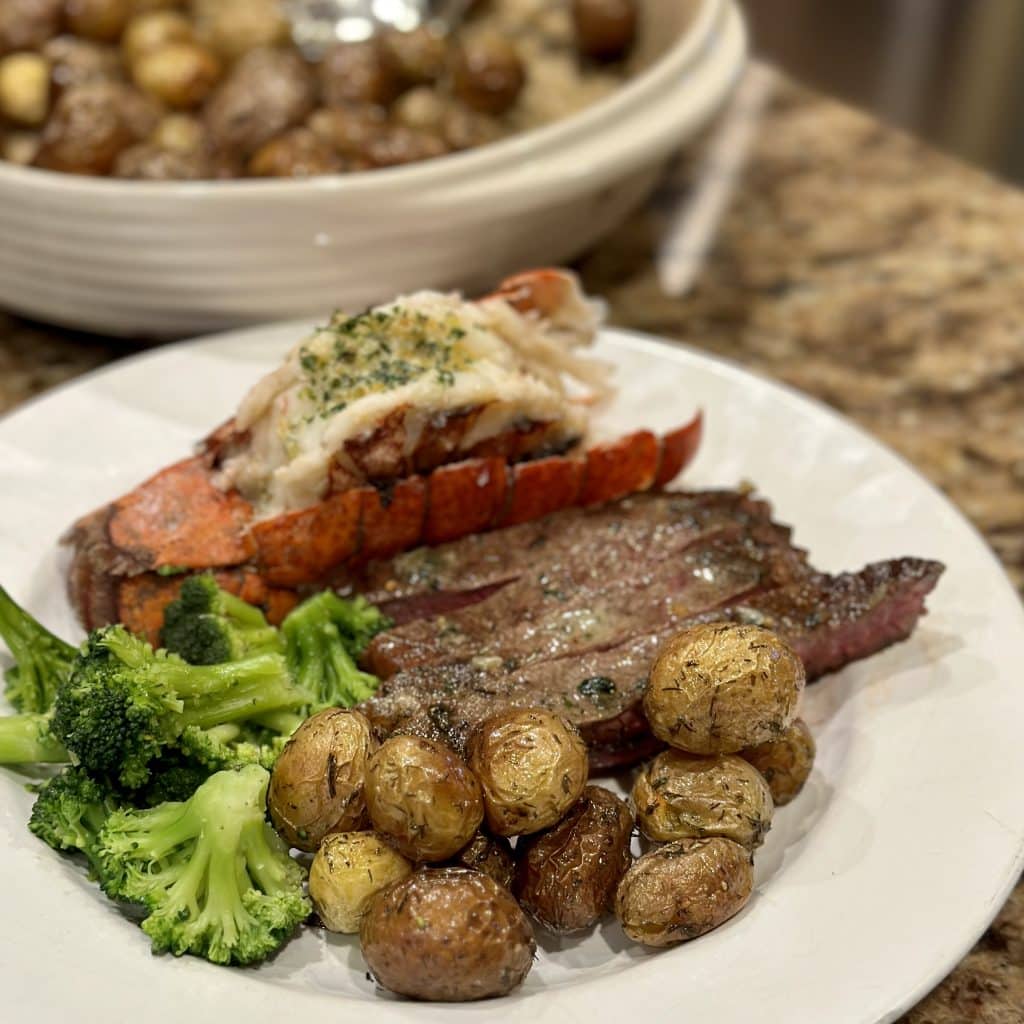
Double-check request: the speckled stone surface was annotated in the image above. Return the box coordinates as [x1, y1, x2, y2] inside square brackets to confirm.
[1, 79, 1022, 1021]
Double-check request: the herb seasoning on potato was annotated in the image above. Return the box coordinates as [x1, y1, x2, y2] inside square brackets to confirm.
[309, 831, 412, 934]
[267, 707, 377, 852]
[615, 837, 753, 947]
[644, 622, 805, 754]
[360, 867, 536, 1001]
[365, 734, 483, 861]
[467, 707, 588, 836]
[632, 748, 774, 850]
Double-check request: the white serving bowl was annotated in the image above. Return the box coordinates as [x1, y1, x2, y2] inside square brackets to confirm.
[0, 0, 746, 336]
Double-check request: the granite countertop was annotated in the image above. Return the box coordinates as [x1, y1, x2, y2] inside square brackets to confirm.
[1, 79, 1022, 1020]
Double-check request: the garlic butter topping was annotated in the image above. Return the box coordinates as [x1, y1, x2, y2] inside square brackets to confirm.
[219, 281, 604, 517]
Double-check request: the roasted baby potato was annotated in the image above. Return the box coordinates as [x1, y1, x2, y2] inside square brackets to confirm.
[149, 111, 203, 153]
[380, 25, 447, 88]
[467, 707, 588, 837]
[308, 830, 412, 934]
[615, 837, 753, 947]
[360, 867, 535, 1001]
[34, 80, 157, 174]
[515, 784, 633, 933]
[0, 52, 51, 127]
[365, 735, 483, 861]
[451, 33, 525, 115]
[0, 0, 63, 56]
[572, 0, 638, 61]
[192, 0, 288, 63]
[391, 86, 447, 133]
[450, 830, 516, 890]
[644, 622, 805, 754]
[319, 40, 397, 108]
[632, 748, 774, 850]
[740, 717, 816, 806]
[306, 103, 387, 160]
[267, 707, 378, 852]
[121, 10, 194, 67]
[64, 0, 131, 43]
[247, 126, 341, 177]
[132, 40, 220, 109]
[202, 46, 316, 159]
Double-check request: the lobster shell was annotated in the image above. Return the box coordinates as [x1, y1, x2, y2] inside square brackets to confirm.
[64, 415, 703, 639]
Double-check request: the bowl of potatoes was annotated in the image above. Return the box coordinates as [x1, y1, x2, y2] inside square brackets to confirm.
[0, 0, 746, 334]
[257, 621, 815, 1003]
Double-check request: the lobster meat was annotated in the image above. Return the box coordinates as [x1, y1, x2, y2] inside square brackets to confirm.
[61, 269, 704, 638]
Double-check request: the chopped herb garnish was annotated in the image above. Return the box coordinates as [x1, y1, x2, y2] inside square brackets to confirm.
[578, 676, 616, 699]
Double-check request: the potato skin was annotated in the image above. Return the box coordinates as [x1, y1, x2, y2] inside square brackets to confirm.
[309, 831, 412, 934]
[515, 784, 633, 933]
[365, 735, 483, 861]
[644, 623, 805, 754]
[360, 867, 535, 1001]
[450, 831, 516, 890]
[34, 80, 158, 174]
[267, 707, 378, 852]
[740, 717, 816, 806]
[615, 837, 752, 947]
[202, 47, 316, 159]
[467, 707, 588, 837]
[632, 748, 774, 850]
[0, 0, 63, 56]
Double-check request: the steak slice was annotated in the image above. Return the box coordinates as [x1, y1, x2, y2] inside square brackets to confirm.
[366, 526, 808, 678]
[354, 490, 784, 623]
[356, 490, 944, 771]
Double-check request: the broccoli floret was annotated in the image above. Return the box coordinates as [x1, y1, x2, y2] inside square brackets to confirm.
[98, 765, 310, 965]
[0, 712, 69, 765]
[28, 767, 116, 877]
[136, 753, 215, 806]
[0, 584, 77, 713]
[281, 592, 389, 709]
[161, 575, 283, 666]
[178, 723, 290, 774]
[51, 626, 307, 791]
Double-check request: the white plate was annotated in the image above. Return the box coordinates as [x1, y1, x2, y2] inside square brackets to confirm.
[1, 326, 1023, 1024]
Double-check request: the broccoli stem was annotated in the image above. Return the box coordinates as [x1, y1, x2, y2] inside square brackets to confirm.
[99, 765, 310, 965]
[0, 713, 69, 764]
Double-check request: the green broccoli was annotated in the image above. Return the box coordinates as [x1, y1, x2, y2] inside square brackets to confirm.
[161, 575, 283, 666]
[98, 764, 310, 965]
[0, 711, 68, 764]
[28, 767, 116, 877]
[281, 591, 389, 709]
[50, 626, 308, 791]
[0, 584, 77, 713]
[177, 722, 291, 774]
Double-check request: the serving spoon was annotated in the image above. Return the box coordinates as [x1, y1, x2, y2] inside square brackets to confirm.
[282, 0, 474, 57]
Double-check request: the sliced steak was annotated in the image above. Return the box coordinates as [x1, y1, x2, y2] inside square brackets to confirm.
[355, 490, 783, 622]
[356, 490, 944, 770]
[366, 526, 808, 678]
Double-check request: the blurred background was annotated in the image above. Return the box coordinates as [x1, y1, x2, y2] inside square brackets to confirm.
[748, 0, 1024, 181]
